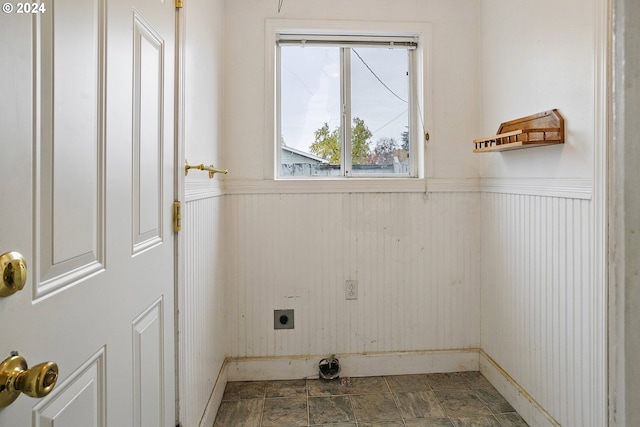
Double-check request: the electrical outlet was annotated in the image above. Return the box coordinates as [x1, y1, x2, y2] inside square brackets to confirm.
[345, 280, 358, 300]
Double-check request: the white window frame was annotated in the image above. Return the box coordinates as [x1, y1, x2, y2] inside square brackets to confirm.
[265, 19, 432, 190]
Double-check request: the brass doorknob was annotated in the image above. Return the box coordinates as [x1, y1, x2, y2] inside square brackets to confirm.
[0, 354, 58, 408]
[0, 251, 27, 297]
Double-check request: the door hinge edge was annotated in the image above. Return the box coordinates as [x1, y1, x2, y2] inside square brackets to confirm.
[173, 201, 182, 232]
[175, 0, 183, 8]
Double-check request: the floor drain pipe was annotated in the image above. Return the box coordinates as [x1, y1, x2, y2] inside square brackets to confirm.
[318, 355, 340, 380]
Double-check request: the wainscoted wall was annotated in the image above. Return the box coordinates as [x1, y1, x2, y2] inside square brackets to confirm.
[477, 0, 608, 423]
[480, 191, 606, 427]
[179, 0, 225, 423]
[224, 191, 480, 359]
[180, 193, 227, 427]
[181, 184, 606, 427]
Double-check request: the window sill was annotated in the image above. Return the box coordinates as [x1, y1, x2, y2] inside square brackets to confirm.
[185, 178, 591, 199]
[223, 178, 480, 195]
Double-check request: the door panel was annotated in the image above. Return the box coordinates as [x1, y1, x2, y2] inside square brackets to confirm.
[133, 300, 165, 427]
[0, 0, 176, 424]
[35, 0, 105, 297]
[33, 349, 106, 427]
[133, 11, 165, 254]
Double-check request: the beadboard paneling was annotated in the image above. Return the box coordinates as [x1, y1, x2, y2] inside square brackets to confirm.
[225, 192, 480, 358]
[180, 196, 226, 427]
[480, 192, 606, 427]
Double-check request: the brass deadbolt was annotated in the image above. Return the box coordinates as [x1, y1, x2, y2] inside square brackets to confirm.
[0, 251, 27, 297]
[0, 354, 58, 408]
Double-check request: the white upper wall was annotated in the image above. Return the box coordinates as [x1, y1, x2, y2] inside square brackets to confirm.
[223, 0, 481, 181]
[184, 0, 224, 185]
[479, 0, 596, 179]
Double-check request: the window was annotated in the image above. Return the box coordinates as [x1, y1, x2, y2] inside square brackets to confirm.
[276, 33, 420, 178]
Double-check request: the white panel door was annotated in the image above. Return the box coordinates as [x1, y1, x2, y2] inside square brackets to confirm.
[0, 0, 176, 426]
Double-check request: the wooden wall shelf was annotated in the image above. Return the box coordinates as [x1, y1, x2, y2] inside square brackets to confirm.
[473, 109, 564, 153]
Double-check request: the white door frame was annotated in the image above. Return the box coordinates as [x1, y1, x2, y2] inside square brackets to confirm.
[173, 2, 186, 425]
[609, 0, 640, 425]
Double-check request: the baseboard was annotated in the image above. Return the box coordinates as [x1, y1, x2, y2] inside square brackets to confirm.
[198, 360, 228, 427]
[479, 350, 560, 427]
[226, 349, 480, 382]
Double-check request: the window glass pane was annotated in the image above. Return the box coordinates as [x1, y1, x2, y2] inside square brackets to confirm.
[280, 46, 341, 177]
[350, 48, 410, 176]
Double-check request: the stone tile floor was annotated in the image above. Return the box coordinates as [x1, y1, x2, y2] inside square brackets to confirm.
[213, 371, 529, 426]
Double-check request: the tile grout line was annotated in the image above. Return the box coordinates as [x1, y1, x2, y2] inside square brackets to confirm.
[258, 385, 265, 427]
[425, 374, 457, 425]
[383, 376, 407, 426]
[341, 381, 358, 427]
[307, 380, 310, 427]
[349, 394, 359, 427]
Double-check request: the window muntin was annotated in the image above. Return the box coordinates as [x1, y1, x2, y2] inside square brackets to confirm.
[277, 36, 417, 178]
